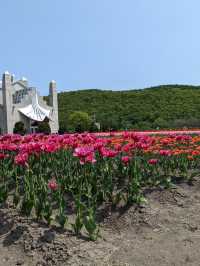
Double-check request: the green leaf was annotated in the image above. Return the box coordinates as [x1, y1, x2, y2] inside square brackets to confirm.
[21, 197, 34, 216]
[13, 192, 20, 206]
[0, 186, 8, 204]
[56, 213, 67, 228]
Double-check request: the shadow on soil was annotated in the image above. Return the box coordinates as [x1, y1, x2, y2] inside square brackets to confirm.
[2, 225, 27, 247]
[0, 209, 14, 237]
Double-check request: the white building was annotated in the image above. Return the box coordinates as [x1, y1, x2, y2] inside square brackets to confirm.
[0, 72, 59, 134]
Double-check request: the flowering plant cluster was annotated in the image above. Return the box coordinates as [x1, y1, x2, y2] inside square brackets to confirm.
[0, 131, 199, 240]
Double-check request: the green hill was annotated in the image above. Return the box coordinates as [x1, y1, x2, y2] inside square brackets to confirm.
[57, 84, 200, 132]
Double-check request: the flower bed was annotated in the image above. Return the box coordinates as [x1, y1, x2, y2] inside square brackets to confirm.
[0, 132, 200, 240]
[94, 129, 200, 137]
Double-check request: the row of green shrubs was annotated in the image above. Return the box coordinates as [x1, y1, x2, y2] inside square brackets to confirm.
[14, 121, 51, 135]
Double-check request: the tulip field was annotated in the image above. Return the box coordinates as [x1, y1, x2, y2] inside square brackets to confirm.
[0, 131, 200, 240]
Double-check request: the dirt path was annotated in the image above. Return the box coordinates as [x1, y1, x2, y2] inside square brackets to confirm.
[1, 180, 200, 266]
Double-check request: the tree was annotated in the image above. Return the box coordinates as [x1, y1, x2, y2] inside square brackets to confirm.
[171, 118, 200, 129]
[153, 117, 168, 129]
[68, 111, 92, 132]
[37, 121, 51, 134]
[13, 122, 26, 135]
[58, 120, 67, 134]
[56, 85, 200, 131]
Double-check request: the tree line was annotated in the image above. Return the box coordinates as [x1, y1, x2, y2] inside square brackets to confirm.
[54, 84, 200, 132]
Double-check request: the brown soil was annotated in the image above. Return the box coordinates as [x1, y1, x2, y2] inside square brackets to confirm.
[1, 180, 200, 266]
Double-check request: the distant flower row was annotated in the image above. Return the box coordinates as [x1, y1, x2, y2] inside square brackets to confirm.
[94, 129, 200, 137]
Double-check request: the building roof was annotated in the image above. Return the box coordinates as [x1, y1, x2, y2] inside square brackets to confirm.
[18, 90, 51, 121]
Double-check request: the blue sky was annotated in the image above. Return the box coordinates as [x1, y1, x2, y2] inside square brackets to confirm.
[0, 0, 200, 94]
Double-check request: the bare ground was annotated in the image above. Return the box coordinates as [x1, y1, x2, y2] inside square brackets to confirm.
[1, 180, 200, 266]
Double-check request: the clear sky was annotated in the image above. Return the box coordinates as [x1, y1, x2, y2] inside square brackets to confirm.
[0, 0, 200, 94]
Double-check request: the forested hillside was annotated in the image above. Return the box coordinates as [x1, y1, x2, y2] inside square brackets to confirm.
[57, 85, 200, 132]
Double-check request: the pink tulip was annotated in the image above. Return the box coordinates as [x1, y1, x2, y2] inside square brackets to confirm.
[121, 156, 131, 165]
[48, 179, 58, 191]
[148, 158, 158, 165]
[14, 152, 29, 166]
[159, 150, 171, 156]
